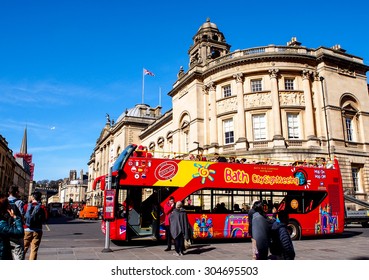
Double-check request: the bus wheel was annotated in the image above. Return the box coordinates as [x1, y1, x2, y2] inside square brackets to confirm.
[288, 220, 301, 240]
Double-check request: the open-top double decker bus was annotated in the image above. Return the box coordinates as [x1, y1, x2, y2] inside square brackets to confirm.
[94, 144, 345, 244]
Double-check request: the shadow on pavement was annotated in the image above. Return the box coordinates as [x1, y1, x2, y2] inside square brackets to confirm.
[300, 229, 362, 241]
[184, 244, 216, 255]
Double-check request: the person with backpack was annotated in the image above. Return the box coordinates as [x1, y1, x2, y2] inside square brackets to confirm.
[23, 191, 47, 260]
[7, 185, 25, 260]
[269, 210, 296, 260]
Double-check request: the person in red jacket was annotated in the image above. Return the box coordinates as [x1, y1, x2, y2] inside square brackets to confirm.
[163, 196, 175, 251]
[23, 191, 48, 260]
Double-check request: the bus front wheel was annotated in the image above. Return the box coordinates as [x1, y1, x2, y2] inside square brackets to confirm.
[288, 220, 301, 240]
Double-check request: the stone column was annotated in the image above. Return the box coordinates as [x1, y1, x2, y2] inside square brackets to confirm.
[269, 68, 285, 147]
[302, 69, 319, 146]
[202, 85, 209, 148]
[233, 73, 248, 150]
[206, 82, 218, 147]
[313, 73, 324, 140]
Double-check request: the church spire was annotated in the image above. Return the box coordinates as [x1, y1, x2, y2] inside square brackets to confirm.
[19, 126, 27, 154]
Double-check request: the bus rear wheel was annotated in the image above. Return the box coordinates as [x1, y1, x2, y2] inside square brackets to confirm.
[287, 220, 301, 240]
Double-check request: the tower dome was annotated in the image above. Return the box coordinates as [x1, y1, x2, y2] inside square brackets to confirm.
[198, 17, 219, 31]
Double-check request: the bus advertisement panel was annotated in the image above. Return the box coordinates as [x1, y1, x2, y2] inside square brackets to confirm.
[99, 144, 344, 243]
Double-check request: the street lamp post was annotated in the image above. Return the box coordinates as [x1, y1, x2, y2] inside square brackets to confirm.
[320, 76, 331, 159]
[193, 141, 200, 154]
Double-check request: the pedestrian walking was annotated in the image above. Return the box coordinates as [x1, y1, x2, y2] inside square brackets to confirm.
[248, 200, 260, 259]
[251, 201, 272, 260]
[163, 196, 175, 251]
[269, 210, 295, 260]
[23, 191, 47, 260]
[7, 185, 25, 260]
[169, 201, 190, 256]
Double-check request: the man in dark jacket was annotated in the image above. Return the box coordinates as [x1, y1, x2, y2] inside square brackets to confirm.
[248, 200, 260, 259]
[269, 210, 295, 260]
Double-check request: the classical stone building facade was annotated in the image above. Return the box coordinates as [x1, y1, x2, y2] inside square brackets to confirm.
[88, 19, 369, 204]
[86, 106, 162, 206]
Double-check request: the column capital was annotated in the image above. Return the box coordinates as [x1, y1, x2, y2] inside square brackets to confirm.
[268, 68, 279, 79]
[233, 73, 244, 83]
[203, 81, 216, 92]
[302, 69, 314, 80]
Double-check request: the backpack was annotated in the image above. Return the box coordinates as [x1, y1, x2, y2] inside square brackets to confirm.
[8, 198, 22, 218]
[25, 203, 45, 228]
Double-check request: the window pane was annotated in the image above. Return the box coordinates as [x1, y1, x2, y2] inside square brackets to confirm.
[285, 79, 294, 90]
[223, 85, 232, 97]
[352, 167, 359, 192]
[287, 113, 299, 139]
[251, 80, 262, 92]
[346, 117, 353, 141]
[224, 119, 234, 144]
[253, 114, 266, 140]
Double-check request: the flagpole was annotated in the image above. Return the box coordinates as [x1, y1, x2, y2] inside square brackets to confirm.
[159, 87, 161, 107]
[142, 68, 145, 104]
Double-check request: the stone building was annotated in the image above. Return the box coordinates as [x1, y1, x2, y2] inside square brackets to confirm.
[0, 134, 16, 193]
[59, 169, 88, 205]
[88, 19, 369, 204]
[0, 131, 32, 198]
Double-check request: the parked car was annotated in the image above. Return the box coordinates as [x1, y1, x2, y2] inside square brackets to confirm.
[79, 205, 99, 220]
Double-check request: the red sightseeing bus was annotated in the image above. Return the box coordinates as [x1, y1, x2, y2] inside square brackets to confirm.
[94, 144, 345, 244]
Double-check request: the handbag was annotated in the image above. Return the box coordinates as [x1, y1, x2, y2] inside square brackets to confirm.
[184, 239, 192, 250]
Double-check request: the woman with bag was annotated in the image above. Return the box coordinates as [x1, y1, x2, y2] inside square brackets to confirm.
[0, 193, 24, 260]
[169, 201, 191, 256]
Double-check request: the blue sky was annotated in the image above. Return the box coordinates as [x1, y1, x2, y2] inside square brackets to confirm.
[1, 0, 368, 181]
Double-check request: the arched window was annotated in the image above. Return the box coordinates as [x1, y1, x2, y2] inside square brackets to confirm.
[166, 131, 174, 157]
[179, 113, 191, 154]
[181, 121, 190, 154]
[149, 142, 155, 152]
[157, 137, 165, 157]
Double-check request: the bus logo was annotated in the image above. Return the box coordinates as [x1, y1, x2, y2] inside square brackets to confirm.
[294, 169, 307, 185]
[155, 161, 179, 181]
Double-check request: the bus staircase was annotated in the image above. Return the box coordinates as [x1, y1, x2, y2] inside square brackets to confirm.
[127, 209, 155, 240]
[344, 194, 369, 228]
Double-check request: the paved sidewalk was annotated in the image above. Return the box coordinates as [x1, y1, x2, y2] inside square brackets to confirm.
[35, 229, 369, 260]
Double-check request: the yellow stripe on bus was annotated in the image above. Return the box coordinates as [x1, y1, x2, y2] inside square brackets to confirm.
[153, 161, 215, 187]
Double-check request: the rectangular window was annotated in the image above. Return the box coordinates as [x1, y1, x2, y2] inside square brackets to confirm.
[346, 117, 354, 141]
[224, 119, 234, 144]
[285, 78, 294, 90]
[222, 84, 232, 97]
[287, 113, 300, 139]
[352, 166, 360, 192]
[252, 114, 266, 140]
[251, 79, 262, 92]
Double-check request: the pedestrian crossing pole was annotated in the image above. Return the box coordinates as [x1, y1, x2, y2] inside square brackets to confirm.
[102, 166, 113, 253]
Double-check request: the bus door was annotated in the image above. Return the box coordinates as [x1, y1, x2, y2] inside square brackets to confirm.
[125, 187, 160, 240]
